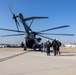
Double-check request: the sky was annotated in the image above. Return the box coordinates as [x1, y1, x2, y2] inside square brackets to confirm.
[0, 0, 76, 44]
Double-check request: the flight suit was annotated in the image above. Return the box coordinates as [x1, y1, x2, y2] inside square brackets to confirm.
[52, 40, 57, 56]
[45, 40, 52, 56]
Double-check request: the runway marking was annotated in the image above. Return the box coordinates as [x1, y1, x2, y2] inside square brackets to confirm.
[0, 50, 32, 62]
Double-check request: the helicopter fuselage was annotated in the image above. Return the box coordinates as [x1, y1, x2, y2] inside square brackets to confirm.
[18, 13, 42, 50]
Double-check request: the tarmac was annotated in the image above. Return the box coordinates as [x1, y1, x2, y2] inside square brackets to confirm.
[0, 48, 76, 75]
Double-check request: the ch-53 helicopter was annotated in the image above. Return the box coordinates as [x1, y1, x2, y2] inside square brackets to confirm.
[0, 6, 74, 50]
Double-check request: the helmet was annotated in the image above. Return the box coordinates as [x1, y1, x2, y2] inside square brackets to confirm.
[46, 39, 49, 41]
[56, 39, 58, 40]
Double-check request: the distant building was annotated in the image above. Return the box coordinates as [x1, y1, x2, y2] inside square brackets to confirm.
[0, 45, 6, 48]
[0, 44, 21, 48]
[64, 43, 76, 48]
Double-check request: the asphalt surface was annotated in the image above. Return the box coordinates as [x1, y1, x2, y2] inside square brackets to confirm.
[0, 48, 76, 75]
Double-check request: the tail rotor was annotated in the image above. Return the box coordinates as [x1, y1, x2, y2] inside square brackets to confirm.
[9, 5, 20, 31]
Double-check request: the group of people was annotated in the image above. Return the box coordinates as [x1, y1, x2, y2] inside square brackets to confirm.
[32, 38, 61, 56]
[44, 38, 61, 56]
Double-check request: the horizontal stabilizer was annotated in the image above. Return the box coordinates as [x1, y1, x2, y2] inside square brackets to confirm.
[24, 16, 49, 21]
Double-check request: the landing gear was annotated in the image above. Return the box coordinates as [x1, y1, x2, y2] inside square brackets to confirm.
[24, 46, 26, 50]
[24, 38, 27, 50]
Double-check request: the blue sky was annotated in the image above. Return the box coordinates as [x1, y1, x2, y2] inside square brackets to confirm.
[0, 0, 76, 44]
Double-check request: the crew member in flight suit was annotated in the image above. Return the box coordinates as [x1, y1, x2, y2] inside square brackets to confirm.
[44, 39, 52, 56]
[52, 38, 57, 56]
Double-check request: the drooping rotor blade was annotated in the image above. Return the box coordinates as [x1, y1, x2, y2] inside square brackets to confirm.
[39, 33, 75, 36]
[0, 28, 25, 33]
[37, 25, 69, 33]
[24, 16, 49, 21]
[38, 34, 54, 40]
[1, 34, 25, 37]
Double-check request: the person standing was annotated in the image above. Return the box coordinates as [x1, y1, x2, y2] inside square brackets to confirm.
[44, 39, 52, 56]
[56, 39, 61, 55]
[52, 38, 57, 56]
[21, 42, 24, 48]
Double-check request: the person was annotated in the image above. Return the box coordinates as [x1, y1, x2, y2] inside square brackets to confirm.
[39, 42, 43, 52]
[21, 42, 24, 48]
[44, 39, 52, 56]
[56, 39, 61, 55]
[32, 43, 36, 51]
[52, 38, 57, 56]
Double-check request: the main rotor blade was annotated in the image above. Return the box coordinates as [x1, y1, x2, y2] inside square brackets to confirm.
[39, 33, 75, 36]
[0, 28, 25, 33]
[24, 16, 49, 21]
[38, 34, 54, 40]
[1, 34, 25, 37]
[37, 25, 69, 33]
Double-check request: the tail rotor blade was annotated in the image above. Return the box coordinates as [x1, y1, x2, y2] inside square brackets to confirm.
[14, 17, 20, 31]
[9, 6, 14, 15]
[9, 5, 20, 31]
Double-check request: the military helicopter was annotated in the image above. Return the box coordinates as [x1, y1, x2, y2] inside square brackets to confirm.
[0, 6, 74, 50]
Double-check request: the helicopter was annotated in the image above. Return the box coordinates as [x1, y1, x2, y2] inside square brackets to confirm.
[0, 7, 74, 50]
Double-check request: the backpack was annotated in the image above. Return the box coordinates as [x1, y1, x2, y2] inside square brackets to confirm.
[45, 41, 52, 47]
[57, 41, 61, 46]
